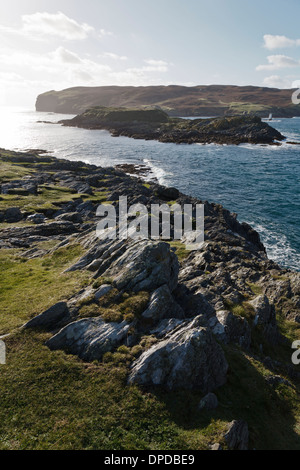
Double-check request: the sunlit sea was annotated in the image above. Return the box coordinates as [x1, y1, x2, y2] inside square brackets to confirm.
[0, 106, 299, 272]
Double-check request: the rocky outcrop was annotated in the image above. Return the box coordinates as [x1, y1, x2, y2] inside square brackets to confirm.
[141, 285, 184, 326]
[59, 109, 284, 145]
[128, 317, 228, 392]
[250, 295, 279, 344]
[102, 240, 180, 293]
[209, 310, 251, 349]
[46, 318, 130, 361]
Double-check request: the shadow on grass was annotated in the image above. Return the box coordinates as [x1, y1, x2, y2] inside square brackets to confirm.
[152, 346, 300, 450]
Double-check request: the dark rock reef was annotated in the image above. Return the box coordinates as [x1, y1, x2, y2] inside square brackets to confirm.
[59, 107, 285, 145]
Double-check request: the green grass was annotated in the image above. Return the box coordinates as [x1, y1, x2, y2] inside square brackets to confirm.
[0, 245, 90, 334]
[168, 241, 190, 261]
[0, 185, 83, 214]
[219, 101, 271, 115]
[0, 160, 36, 182]
[247, 282, 263, 296]
[0, 331, 187, 450]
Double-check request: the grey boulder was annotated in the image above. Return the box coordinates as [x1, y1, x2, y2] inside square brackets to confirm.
[210, 310, 251, 349]
[250, 295, 279, 345]
[46, 317, 130, 361]
[141, 284, 184, 326]
[103, 240, 180, 293]
[128, 316, 228, 392]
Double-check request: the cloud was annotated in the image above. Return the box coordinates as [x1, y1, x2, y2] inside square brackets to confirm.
[144, 59, 169, 67]
[52, 47, 82, 64]
[0, 11, 113, 42]
[256, 55, 300, 71]
[262, 75, 294, 89]
[0, 47, 111, 84]
[21, 11, 94, 40]
[263, 34, 300, 50]
[101, 52, 128, 61]
[125, 59, 173, 75]
[99, 29, 113, 38]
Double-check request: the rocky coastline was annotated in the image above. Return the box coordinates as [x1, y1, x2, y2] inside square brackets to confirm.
[0, 148, 300, 450]
[59, 107, 285, 145]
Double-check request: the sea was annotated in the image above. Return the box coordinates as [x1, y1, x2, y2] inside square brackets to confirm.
[0, 106, 299, 272]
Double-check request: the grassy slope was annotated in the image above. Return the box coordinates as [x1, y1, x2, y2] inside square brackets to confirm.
[0, 151, 300, 450]
[36, 85, 300, 117]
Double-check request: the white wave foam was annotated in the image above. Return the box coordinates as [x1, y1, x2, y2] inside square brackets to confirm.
[251, 222, 300, 271]
[143, 158, 171, 185]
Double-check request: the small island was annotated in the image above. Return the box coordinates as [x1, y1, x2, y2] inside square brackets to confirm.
[59, 107, 285, 145]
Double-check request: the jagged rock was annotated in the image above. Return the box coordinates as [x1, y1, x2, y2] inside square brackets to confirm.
[250, 295, 272, 326]
[46, 318, 130, 361]
[209, 310, 251, 349]
[150, 318, 184, 338]
[141, 284, 184, 326]
[59, 177, 93, 195]
[55, 212, 83, 224]
[198, 392, 219, 411]
[0, 222, 78, 243]
[23, 302, 69, 331]
[250, 295, 279, 344]
[154, 185, 179, 201]
[224, 420, 249, 450]
[1, 181, 37, 195]
[128, 316, 228, 392]
[103, 240, 180, 293]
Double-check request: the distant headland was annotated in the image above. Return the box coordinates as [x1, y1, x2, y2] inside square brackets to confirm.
[36, 84, 300, 118]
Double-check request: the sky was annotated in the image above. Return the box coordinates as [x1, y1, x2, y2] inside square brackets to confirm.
[1, 0, 300, 107]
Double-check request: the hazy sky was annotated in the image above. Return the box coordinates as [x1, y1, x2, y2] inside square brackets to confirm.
[1, 0, 300, 107]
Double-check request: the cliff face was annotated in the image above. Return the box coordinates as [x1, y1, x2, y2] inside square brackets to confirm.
[36, 84, 300, 117]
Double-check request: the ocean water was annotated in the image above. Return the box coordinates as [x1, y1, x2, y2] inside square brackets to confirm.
[0, 107, 299, 272]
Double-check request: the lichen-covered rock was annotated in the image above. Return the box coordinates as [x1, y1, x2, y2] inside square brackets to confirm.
[103, 240, 179, 293]
[209, 310, 251, 349]
[46, 318, 130, 361]
[141, 284, 184, 325]
[128, 316, 228, 392]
